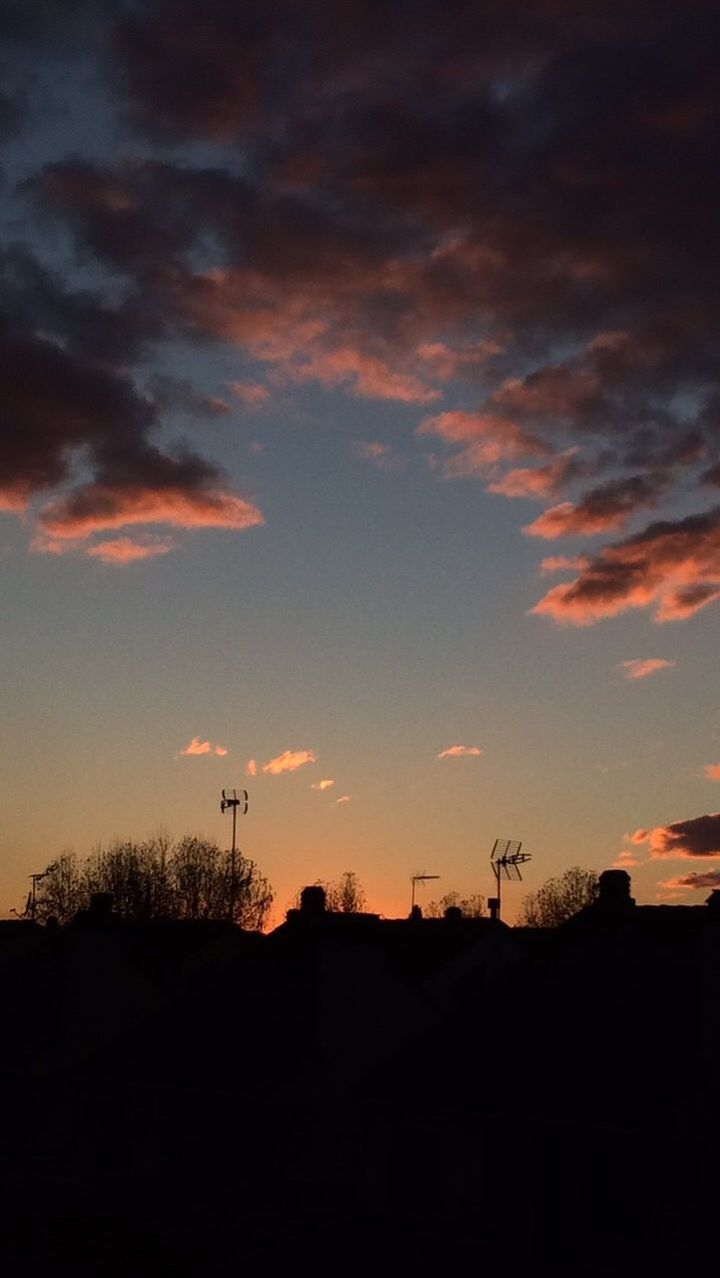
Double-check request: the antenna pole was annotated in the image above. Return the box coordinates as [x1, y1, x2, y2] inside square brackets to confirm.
[220, 789, 248, 924]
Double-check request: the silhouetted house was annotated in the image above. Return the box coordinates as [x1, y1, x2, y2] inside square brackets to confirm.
[0, 874, 716, 1275]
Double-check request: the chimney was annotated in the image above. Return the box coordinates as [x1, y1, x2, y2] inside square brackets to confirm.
[596, 870, 635, 911]
[444, 905, 463, 924]
[488, 896, 500, 921]
[300, 885, 327, 916]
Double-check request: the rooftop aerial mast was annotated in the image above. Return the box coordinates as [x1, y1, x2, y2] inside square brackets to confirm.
[489, 837, 532, 921]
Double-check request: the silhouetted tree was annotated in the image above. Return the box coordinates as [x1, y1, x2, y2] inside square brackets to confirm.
[327, 870, 366, 913]
[32, 835, 273, 930]
[425, 891, 486, 918]
[30, 852, 84, 924]
[517, 866, 598, 927]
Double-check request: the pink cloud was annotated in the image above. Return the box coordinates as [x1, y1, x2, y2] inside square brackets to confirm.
[85, 536, 175, 564]
[420, 410, 548, 477]
[262, 748, 317, 775]
[488, 450, 580, 499]
[180, 737, 228, 757]
[227, 380, 270, 408]
[311, 779, 335, 791]
[246, 758, 258, 777]
[530, 507, 720, 626]
[524, 474, 667, 540]
[612, 849, 640, 868]
[630, 811, 720, 858]
[352, 440, 402, 470]
[704, 764, 720, 781]
[437, 745, 483, 759]
[290, 345, 439, 403]
[540, 555, 590, 575]
[0, 485, 30, 512]
[524, 501, 626, 540]
[617, 658, 676, 680]
[39, 483, 264, 541]
[335, 794, 351, 804]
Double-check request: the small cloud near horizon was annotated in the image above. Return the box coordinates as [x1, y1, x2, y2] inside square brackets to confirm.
[246, 759, 257, 777]
[180, 737, 228, 757]
[263, 748, 317, 775]
[612, 849, 640, 868]
[311, 779, 335, 791]
[704, 764, 720, 781]
[659, 869, 720, 892]
[437, 745, 483, 759]
[335, 794, 351, 804]
[617, 658, 676, 680]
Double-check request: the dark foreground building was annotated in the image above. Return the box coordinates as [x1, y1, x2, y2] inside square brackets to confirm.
[0, 874, 715, 1275]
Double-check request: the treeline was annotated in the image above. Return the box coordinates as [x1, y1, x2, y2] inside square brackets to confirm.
[30, 835, 273, 932]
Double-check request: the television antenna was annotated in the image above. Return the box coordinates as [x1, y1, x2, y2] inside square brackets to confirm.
[410, 872, 439, 912]
[220, 789, 248, 922]
[24, 862, 59, 922]
[489, 837, 531, 921]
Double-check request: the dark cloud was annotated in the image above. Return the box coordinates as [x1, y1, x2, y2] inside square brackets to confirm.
[661, 869, 720, 891]
[4, 0, 720, 580]
[632, 812, 720, 859]
[524, 472, 668, 539]
[531, 507, 720, 623]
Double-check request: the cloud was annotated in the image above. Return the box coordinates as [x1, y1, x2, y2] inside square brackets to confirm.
[530, 508, 720, 625]
[335, 794, 351, 804]
[84, 536, 175, 564]
[540, 555, 590, 575]
[704, 764, 720, 781]
[658, 870, 720, 892]
[523, 475, 667, 541]
[612, 850, 640, 868]
[228, 380, 270, 409]
[437, 745, 483, 759]
[262, 748, 317, 775]
[630, 812, 720, 859]
[9, 0, 720, 605]
[39, 482, 264, 541]
[246, 759, 257, 777]
[420, 411, 548, 478]
[180, 737, 228, 757]
[488, 450, 580, 499]
[0, 314, 264, 557]
[617, 658, 676, 681]
[311, 779, 335, 791]
[352, 441, 403, 471]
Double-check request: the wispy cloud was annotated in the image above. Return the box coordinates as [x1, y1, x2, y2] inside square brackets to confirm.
[311, 779, 335, 791]
[352, 440, 403, 470]
[227, 380, 270, 409]
[180, 737, 228, 757]
[437, 744, 483, 759]
[617, 658, 676, 680]
[612, 849, 640, 868]
[704, 764, 720, 781]
[85, 536, 175, 564]
[658, 869, 720, 892]
[335, 794, 351, 804]
[246, 758, 257, 777]
[262, 748, 317, 775]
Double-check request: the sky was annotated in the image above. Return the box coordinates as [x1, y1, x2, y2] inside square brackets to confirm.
[2, 0, 720, 924]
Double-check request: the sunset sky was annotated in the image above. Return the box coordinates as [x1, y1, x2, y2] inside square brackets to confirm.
[2, 1, 720, 923]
